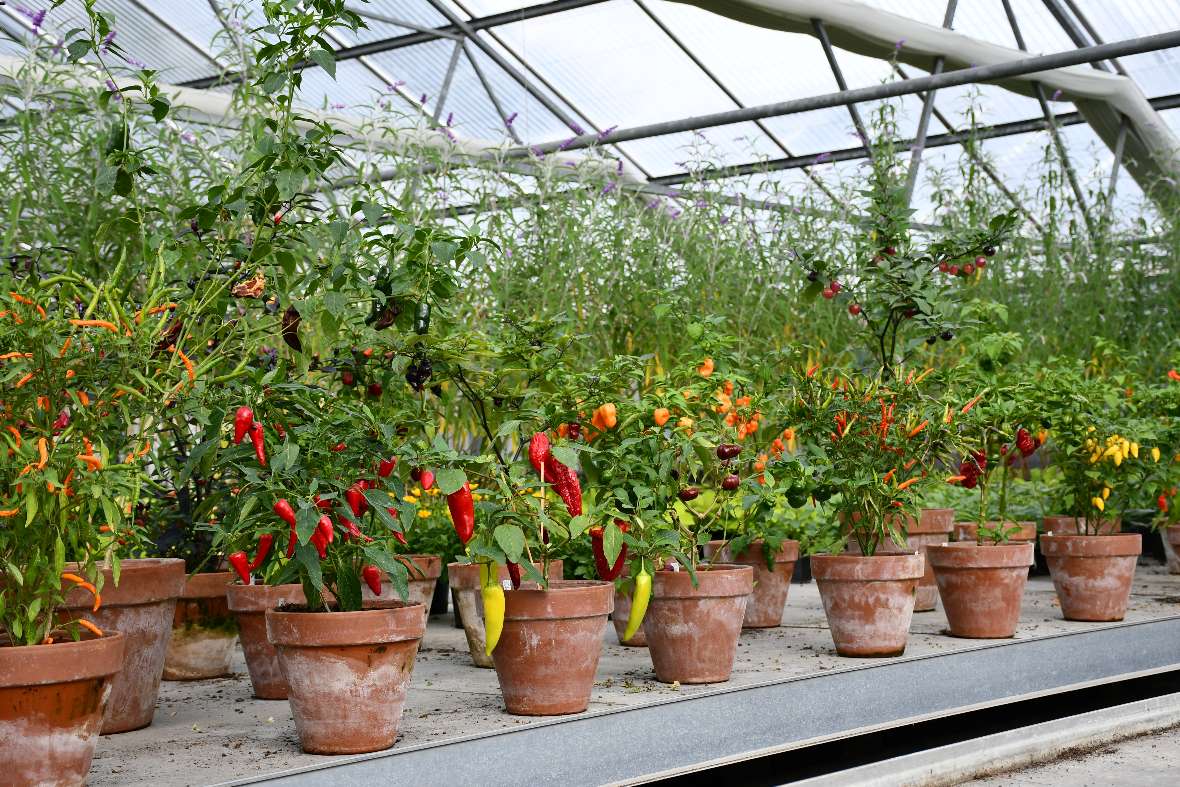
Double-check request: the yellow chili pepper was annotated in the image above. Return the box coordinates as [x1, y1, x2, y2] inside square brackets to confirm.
[481, 563, 506, 656]
[1092, 496, 1105, 511]
[623, 564, 652, 642]
[1152, 447, 1161, 462]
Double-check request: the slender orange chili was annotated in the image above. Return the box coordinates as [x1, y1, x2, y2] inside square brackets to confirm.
[58, 337, 71, 356]
[177, 348, 195, 382]
[77, 619, 103, 637]
[882, 468, 896, 484]
[5, 425, 21, 448]
[35, 438, 48, 469]
[68, 319, 119, 333]
[903, 458, 917, 470]
[0, 508, 20, 517]
[946, 475, 968, 483]
[76, 391, 90, 406]
[15, 371, 34, 388]
[0, 352, 32, 360]
[907, 420, 929, 439]
[63, 573, 102, 612]
[8, 291, 34, 305]
[77, 454, 103, 470]
[960, 394, 984, 414]
[896, 476, 920, 492]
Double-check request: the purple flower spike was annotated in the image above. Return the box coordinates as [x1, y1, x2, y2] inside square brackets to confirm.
[597, 125, 618, 141]
[386, 80, 405, 92]
[616, 159, 623, 174]
[446, 112, 454, 127]
[894, 38, 906, 50]
[419, 93, 428, 104]
[646, 198, 660, 210]
[568, 122, 585, 135]
[720, 215, 730, 225]
[558, 137, 577, 151]
[602, 181, 617, 195]
[1051, 88, 1063, 101]
[505, 111, 518, 127]
[330, 101, 345, 109]
[814, 151, 832, 164]
[530, 145, 545, 159]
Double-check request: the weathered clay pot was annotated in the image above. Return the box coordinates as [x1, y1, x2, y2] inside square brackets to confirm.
[702, 539, 800, 627]
[449, 560, 562, 667]
[954, 521, 1037, 544]
[928, 542, 1035, 638]
[1161, 524, 1180, 574]
[60, 557, 185, 733]
[907, 509, 954, 612]
[644, 564, 753, 684]
[226, 583, 306, 700]
[266, 601, 425, 754]
[1042, 515, 1121, 535]
[0, 632, 124, 786]
[812, 553, 923, 657]
[493, 580, 613, 715]
[361, 554, 442, 627]
[163, 571, 238, 681]
[1041, 533, 1141, 621]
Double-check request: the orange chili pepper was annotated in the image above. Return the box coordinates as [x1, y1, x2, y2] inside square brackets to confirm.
[0, 508, 20, 517]
[59, 337, 72, 356]
[35, 437, 48, 469]
[82, 437, 93, 454]
[177, 347, 195, 382]
[77, 454, 103, 470]
[76, 619, 103, 638]
[76, 391, 90, 406]
[960, 394, 984, 414]
[896, 476, 920, 492]
[806, 363, 820, 378]
[5, 425, 21, 448]
[65, 369, 75, 379]
[907, 420, 929, 439]
[946, 475, 968, 484]
[68, 319, 119, 333]
[904, 370, 914, 385]
[0, 352, 32, 360]
[653, 407, 671, 427]
[61, 573, 101, 610]
[882, 468, 896, 484]
[915, 368, 935, 384]
[15, 371, 34, 388]
[903, 458, 917, 470]
[697, 358, 714, 378]
[8, 291, 34, 305]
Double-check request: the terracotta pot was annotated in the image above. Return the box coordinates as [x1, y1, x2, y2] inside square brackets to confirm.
[954, 521, 1037, 544]
[226, 583, 306, 700]
[448, 560, 562, 667]
[1165, 525, 1180, 575]
[361, 554, 442, 628]
[928, 542, 1035, 638]
[163, 571, 238, 681]
[266, 601, 425, 754]
[644, 565, 753, 684]
[702, 539, 800, 627]
[1041, 534, 1142, 621]
[1042, 515, 1121, 535]
[60, 557, 185, 733]
[493, 580, 612, 715]
[843, 513, 939, 611]
[0, 632, 124, 786]
[812, 553, 923, 657]
[612, 575, 647, 647]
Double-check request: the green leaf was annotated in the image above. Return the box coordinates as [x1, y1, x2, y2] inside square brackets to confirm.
[602, 520, 623, 564]
[309, 48, 336, 78]
[551, 445, 579, 469]
[295, 507, 319, 544]
[493, 524, 526, 562]
[568, 514, 591, 537]
[294, 542, 322, 591]
[366, 549, 410, 600]
[362, 487, 396, 510]
[434, 467, 467, 496]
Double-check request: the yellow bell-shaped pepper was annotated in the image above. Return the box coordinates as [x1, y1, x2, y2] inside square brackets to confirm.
[1092, 496, 1105, 511]
[1102, 486, 1110, 500]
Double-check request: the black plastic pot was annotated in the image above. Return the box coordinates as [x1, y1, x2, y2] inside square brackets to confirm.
[430, 576, 449, 616]
[790, 554, 812, 584]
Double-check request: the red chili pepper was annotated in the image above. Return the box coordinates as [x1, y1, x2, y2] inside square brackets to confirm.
[286, 528, 297, 558]
[340, 515, 372, 542]
[345, 484, 367, 517]
[330, 442, 347, 452]
[316, 514, 334, 544]
[419, 469, 435, 491]
[529, 432, 550, 474]
[393, 528, 407, 546]
[378, 457, 397, 478]
[228, 551, 251, 584]
[313, 495, 333, 511]
[506, 560, 522, 589]
[447, 482, 475, 544]
[249, 422, 267, 466]
[362, 565, 382, 596]
[545, 454, 582, 517]
[273, 498, 296, 527]
[52, 409, 70, 432]
[233, 406, 254, 445]
[590, 521, 629, 580]
[248, 534, 274, 571]
[309, 530, 328, 559]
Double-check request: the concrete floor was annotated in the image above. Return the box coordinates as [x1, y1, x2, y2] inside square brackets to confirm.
[963, 722, 1180, 786]
[89, 563, 1180, 786]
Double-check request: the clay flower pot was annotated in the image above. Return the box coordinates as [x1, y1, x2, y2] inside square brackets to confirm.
[266, 601, 425, 754]
[226, 583, 306, 699]
[163, 571, 238, 681]
[493, 580, 613, 715]
[361, 554, 442, 627]
[448, 560, 562, 667]
[612, 574, 647, 647]
[1041, 515, 1120, 535]
[702, 539, 800, 627]
[1041, 533, 1142, 621]
[954, 521, 1037, 544]
[906, 509, 954, 612]
[1165, 525, 1180, 575]
[644, 564, 754, 684]
[0, 632, 124, 785]
[812, 553, 923, 657]
[927, 542, 1035, 638]
[60, 557, 185, 733]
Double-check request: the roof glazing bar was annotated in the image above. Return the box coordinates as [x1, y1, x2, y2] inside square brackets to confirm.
[811, 18, 873, 160]
[904, 0, 958, 204]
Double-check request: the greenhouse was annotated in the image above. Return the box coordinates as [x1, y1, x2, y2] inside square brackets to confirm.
[1, 0, 1180, 784]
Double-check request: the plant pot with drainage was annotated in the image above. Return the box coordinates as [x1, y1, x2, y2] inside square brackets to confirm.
[163, 569, 239, 681]
[928, 538, 1035, 638]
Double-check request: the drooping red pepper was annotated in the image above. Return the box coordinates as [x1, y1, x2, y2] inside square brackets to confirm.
[228, 551, 251, 584]
[249, 422, 267, 467]
[313, 495, 333, 511]
[378, 457, 397, 478]
[590, 521, 629, 580]
[273, 498, 296, 527]
[386, 507, 408, 545]
[316, 514, 335, 545]
[52, 409, 70, 432]
[362, 565, 383, 596]
[545, 454, 582, 517]
[529, 432, 550, 474]
[286, 528, 298, 558]
[233, 406, 254, 445]
[506, 560, 522, 590]
[345, 484, 367, 517]
[447, 482, 475, 544]
[248, 534, 274, 571]
[340, 515, 372, 542]
[330, 442, 347, 452]
[309, 530, 328, 559]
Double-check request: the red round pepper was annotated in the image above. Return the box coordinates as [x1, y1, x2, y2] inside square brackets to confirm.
[447, 482, 475, 544]
[248, 534, 274, 571]
[228, 551, 251, 584]
[362, 565, 382, 596]
[233, 406, 254, 445]
[419, 469, 435, 491]
[248, 422, 267, 467]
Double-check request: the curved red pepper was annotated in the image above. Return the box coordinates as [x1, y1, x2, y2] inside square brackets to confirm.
[590, 521, 629, 580]
[340, 515, 373, 543]
[447, 482, 475, 544]
[386, 507, 408, 545]
[248, 534, 274, 571]
[528, 432, 550, 474]
[316, 514, 335, 545]
[345, 484, 367, 517]
[273, 498, 296, 527]
[378, 457, 397, 478]
[233, 406, 254, 445]
[362, 565, 382, 596]
[286, 528, 298, 558]
[248, 422, 266, 467]
[313, 495, 333, 511]
[506, 560, 522, 590]
[228, 551, 251, 584]
[545, 454, 582, 517]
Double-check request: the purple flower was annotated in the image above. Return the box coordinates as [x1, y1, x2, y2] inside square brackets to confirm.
[419, 93, 428, 104]
[669, 209, 682, 219]
[695, 199, 707, 208]
[616, 159, 623, 174]
[601, 181, 617, 195]
[505, 248, 513, 258]
[1051, 88, 1063, 101]
[530, 145, 545, 159]
[386, 80, 405, 92]
[438, 127, 456, 142]
[894, 38, 906, 50]
[597, 125, 617, 141]
[505, 111, 518, 127]
[568, 122, 585, 135]
[125, 55, 147, 69]
[445, 112, 454, 127]
[330, 101, 345, 109]
[645, 199, 660, 210]
[104, 79, 122, 101]
[814, 151, 832, 164]
[181, 130, 196, 144]
[558, 137, 577, 151]
[20, 7, 48, 33]
[101, 30, 116, 52]
[719, 215, 730, 225]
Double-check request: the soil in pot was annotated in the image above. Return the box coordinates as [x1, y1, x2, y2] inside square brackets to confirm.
[0, 632, 124, 786]
[361, 554, 442, 628]
[702, 539, 800, 627]
[644, 564, 753, 684]
[953, 521, 1037, 544]
[449, 560, 562, 667]
[266, 601, 425, 754]
[493, 580, 613, 715]
[927, 542, 1035, 638]
[163, 571, 238, 681]
[226, 583, 306, 700]
[1041, 533, 1142, 621]
[59, 557, 186, 733]
[812, 552, 923, 657]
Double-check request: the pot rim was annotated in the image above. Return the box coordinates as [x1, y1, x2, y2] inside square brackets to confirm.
[266, 601, 426, 647]
[179, 570, 235, 599]
[61, 557, 186, 608]
[928, 541, 1035, 568]
[651, 563, 754, 598]
[1040, 532, 1142, 557]
[908, 508, 955, 534]
[0, 631, 124, 687]
[226, 582, 306, 613]
[703, 538, 801, 563]
[503, 579, 613, 620]
[811, 552, 923, 581]
[447, 559, 562, 589]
